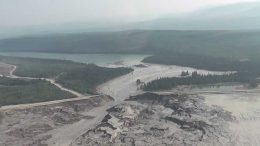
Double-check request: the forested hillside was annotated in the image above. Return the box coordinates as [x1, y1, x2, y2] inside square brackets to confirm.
[141, 72, 257, 91]
[0, 56, 133, 94]
[1, 30, 260, 61]
[142, 53, 260, 71]
[0, 77, 75, 106]
[142, 53, 260, 91]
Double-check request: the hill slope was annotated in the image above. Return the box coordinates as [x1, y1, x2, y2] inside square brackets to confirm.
[1, 30, 260, 60]
[127, 2, 260, 30]
[1, 2, 260, 39]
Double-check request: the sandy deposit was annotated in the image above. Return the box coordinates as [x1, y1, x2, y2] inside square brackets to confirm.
[0, 62, 239, 146]
[97, 63, 227, 103]
[73, 93, 234, 146]
[0, 95, 113, 146]
[203, 90, 260, 146]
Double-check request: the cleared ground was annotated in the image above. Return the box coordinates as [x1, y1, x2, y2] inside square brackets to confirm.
[0, 62, 13, 76]
[74, 93, 234, 146]
[0, 95, 113, 146]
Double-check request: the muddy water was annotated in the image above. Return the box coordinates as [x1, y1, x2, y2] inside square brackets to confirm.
[97, 64, 227, 104]
[202, 86, 260, 145]
[204, 92, 260, 117]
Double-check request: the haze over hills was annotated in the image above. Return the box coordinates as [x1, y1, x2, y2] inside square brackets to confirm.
[1, 2, 260, 61]
[1, 2, 260, 39]
[2, 1, 260, 145]
[0, 21, 122, 39]
[128, 2, 260, 30]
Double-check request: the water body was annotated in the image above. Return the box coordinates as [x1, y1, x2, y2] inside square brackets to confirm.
[0, 52, 149, 67]
[198, 85, 260, 145]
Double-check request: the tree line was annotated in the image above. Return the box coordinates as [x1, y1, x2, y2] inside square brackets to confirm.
[141, 71, 257, 91]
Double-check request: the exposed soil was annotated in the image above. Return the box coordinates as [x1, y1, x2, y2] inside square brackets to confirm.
[0, 95, 113, 146]
[0, 62, 13, 76]
[73, 93, 234, 146]
[0, 63, 238, 146]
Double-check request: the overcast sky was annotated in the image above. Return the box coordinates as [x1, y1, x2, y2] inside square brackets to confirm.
[0, 0, 257, 27]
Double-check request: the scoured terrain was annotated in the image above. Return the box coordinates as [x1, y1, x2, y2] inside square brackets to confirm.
[73, 93, 234, 146]
[97, 63, 226, 103]
[0, 95, 113, 146]
[0, 63, 251, 146]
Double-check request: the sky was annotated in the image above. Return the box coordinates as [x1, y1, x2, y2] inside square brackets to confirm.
[0, 0, 257, 27]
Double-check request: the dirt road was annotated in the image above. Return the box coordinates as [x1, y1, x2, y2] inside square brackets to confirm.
[7, 64, 83, 97]
[0, 63, 230, 146]
[0, 95, 99, 111]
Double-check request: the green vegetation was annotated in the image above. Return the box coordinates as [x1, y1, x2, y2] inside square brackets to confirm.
[0, 77, 75, 106]
[1, 30, 260, 61]
[0, 56, 90, 78]
[181, 71, 189, 77]
[141, 72, 250, 91]
[142, 52, 260, 91]
[0, 56, 132, 106]
[56, 64, 133, 94]
[1, 30, 260, 92]
[142, 53, 260, 71]
[0, 56, 133, 94]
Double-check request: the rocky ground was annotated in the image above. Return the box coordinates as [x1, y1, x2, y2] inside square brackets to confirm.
[73, 93, 235, 146]
[0, 95, 113, 146]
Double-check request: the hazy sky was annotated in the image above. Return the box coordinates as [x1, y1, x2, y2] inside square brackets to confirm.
[0, 0, 257, 27]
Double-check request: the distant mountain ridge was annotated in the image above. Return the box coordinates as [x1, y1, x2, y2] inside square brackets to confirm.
[191, 2, 260, 17]
[129, 2, 260, 30]
[1, 30, 260, 61]
[1, 2, 260, 39]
